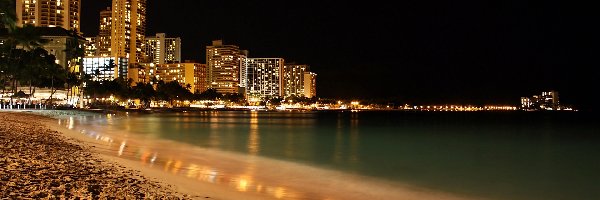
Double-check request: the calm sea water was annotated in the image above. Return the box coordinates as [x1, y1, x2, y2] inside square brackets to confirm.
[61, 111, 599, 200]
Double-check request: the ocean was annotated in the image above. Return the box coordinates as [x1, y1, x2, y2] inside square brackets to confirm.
[57, 110, 599, 200]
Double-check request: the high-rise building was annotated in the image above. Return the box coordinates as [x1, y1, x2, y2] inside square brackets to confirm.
[541, 91, 559, 110]
[84, 37, 98, 57]
[148, 63, 207, 93]
[97, 7, 112, 57]
[521, 97, 532, 109]
[520, 90, 561, 111]
[16, 0, 81, 32]
[282, 64, 310, 98]
[303, 72, 317, 98]
[206, 40, 243, 94]
[239, 50, 249, 88]
[111, 0, 146, 66]
[245, 58, 284, 102]
[144, 33, 181, 64]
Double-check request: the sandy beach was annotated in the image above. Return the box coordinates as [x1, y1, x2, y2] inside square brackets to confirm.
[0, 111, 193, 199]
[0, 111, 287, 200]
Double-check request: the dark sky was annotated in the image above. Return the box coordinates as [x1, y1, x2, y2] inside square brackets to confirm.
[81, 1, 599, 109]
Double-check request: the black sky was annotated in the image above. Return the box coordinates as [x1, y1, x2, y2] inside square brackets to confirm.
[81, 1, 599, 110]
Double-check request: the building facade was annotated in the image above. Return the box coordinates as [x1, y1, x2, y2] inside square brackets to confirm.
[239, 50, 249, 88]
[84, 37, 97, 57]
[83, 57, 129, 81]
[521, 97, 533, 109]
[111, 0, 146, 64]
[35, 27, 83, 70]
[97, 7, 112, 57]
[520, 90, 560, 110]
[541, 91, 559, 110]
[16, 0, 81, 32]
[206, 40, 242, 94]
[282, 64, 310, 98]
[245, 58, 284, 102]
[303, 72, 317, 98]
[149, 63, 207, 93]
[128, 63, 154, 84]
[144, 33, 181, 64]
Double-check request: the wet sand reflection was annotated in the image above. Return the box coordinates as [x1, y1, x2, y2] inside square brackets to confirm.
[58, 116, 312, 200]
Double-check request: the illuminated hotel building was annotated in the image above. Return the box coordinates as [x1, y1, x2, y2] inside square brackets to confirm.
[521, 97, 533, 109]
[16, 0, 81, 32]
[82, 57, 129, 81]
[151, 63, 207, 93]
[144, 33, 181, 64]
[97, 7, 112, 57]
[239, 50, 249, 88]
[520, 90, 560, 111]
[541, 91, 559, 110]
[23, 27, 84, 69]
[84, 37, 97, 57]
[128, 63, 155, 84]
[245, 58, 284, 102]
[282, 64, 310, 97]
[206, 40, 242, 94]
[111, 0, 146, 66]
[303, 72, 317, 98]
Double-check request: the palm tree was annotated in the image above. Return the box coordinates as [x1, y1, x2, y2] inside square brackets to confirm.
[2, 25, 47, 95]
[9, 24, 47, 51]
[39, 54, 68, 106]
[63, 30, 84, 106]
[21, 48, 50, 104]
[65, 71, 81, 104]
[132, 82, 155, 108]
[0, 0, 17, 31]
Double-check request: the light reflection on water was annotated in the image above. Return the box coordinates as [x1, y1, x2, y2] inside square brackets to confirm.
[58, 115, 310, 200]
[248, 111, 260, 155]
[55, 111, 600, 200]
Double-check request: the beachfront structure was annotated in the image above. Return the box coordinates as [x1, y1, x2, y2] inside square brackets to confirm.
[144, 33, 181, 64]
[82, 57, 129, 81]
[541, 91, 559, 110]
[303, 72, 317, 98]
[147, 63, 207, 93]
[520, 91, 561, 111]
[245, 58, 284, 102]
[0, 27, 83, 71]
[97, 7, 112, 57]
[282, 64, 310, 98]
[206, 40, 243, 94]
[111, 0, 146, 65]
[31, 27, 83, 69]
[521, 97, 533, 109]
[128, 63, 154, 84]
[16, 0, 81, 33]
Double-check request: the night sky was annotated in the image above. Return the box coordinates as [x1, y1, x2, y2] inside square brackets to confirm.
[81, 1, 599, 110]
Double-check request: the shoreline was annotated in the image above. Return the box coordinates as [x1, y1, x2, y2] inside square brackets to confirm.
[2, 110, 481, 200]
[15, 107, 582, 115]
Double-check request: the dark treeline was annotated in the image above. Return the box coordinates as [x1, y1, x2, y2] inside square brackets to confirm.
[84, 78, 245, 108]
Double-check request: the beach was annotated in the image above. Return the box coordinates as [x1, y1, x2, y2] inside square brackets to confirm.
[0, 111, 193, 199]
